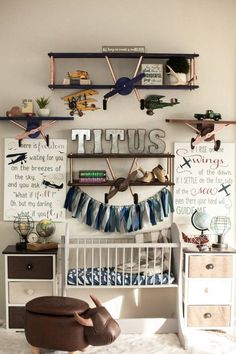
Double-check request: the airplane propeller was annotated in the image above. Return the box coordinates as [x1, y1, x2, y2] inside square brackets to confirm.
[104, 73, 145, 100]
[106, 170, 138, 201]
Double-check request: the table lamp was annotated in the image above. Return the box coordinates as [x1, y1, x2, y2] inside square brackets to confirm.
[210, 216, 231, 249]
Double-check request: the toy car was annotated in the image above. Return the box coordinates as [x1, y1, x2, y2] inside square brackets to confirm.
[194, 110, 222, 121]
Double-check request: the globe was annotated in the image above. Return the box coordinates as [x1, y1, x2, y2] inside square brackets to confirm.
[191, 210, 211, 235]
[36, 219, 55, 239]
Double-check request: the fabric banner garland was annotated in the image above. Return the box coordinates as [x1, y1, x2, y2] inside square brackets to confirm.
[64, 187, 174, 233]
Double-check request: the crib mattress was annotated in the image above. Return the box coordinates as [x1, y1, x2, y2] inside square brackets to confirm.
[67, 267, 175, 286]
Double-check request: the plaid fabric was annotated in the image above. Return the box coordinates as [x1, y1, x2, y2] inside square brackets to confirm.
[67, 267, 175, 286]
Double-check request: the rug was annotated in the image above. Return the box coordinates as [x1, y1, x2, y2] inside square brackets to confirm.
[0, 328, 236, 354]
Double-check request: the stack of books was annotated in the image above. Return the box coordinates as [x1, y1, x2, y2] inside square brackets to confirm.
[78, 170, 107, 183]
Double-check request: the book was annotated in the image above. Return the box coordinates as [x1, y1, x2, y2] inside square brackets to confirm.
[79, 170, 107, 177]
[78, 177, 107, 183]
[141, 64, 163, 85]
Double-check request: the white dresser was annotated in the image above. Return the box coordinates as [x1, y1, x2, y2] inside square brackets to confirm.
[183, 249, 235, 330]
[3, 245, 57, 330]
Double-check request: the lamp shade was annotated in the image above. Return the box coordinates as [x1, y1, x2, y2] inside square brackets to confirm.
[210, 216, 231, 236]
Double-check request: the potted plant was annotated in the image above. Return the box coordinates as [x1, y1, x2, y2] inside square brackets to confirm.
[35, 96, 50, 117]
[165, 57, 190, 85]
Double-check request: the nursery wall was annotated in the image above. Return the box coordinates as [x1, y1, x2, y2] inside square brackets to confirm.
[0, 0, 236, 320]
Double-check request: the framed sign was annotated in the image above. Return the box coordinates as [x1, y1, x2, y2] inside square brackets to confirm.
[174, 143, 234, 224]
[4, 138, 67, 221]
[141, 63, 163, 85]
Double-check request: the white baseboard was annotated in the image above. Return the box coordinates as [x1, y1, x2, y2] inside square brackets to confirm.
[118, 318, 177, 334]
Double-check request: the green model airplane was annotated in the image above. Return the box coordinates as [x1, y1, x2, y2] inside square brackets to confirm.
[144, 95, 179, 115]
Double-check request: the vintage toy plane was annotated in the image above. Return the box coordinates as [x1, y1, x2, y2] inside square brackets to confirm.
[180, 157, 191, 168]
[62, 89, 100, 117]
[6, 152, 27, 165]
[143, 95, 179, 115]
[218, 183, 231, 196]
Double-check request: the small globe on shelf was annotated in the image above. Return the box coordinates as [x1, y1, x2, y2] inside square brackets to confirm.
[191, 210, 211, 236]
[190, 209, 211, 251]
[36, 219, 55, 243]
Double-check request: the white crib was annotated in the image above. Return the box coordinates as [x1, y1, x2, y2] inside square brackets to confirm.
[60, 223, 185, 347]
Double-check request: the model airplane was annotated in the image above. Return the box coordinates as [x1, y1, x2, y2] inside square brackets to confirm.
[218, 183, 231, 196]
[42, 179, 63, 190]
[180, 157, 191, 168]
[143, 95, 179, 115]
[6, 152, 27, 165]
[62, 89, 100, 117]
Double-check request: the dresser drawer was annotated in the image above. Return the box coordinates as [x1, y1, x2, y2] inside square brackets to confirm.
[8, 256, 53, 279]
[9, 306, 25, 329]
[187, 278, 232, 304]
[187, 305, 231, 327]
[8, 281, 53, 304]
[188, 255, 232, 278]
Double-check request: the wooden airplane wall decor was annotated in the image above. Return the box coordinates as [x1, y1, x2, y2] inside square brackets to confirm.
[166, 112, 236, 151]
[3, 106, 74, 147]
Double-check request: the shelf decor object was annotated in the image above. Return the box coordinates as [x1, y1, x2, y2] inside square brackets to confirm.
[13, 213, 34, 250]
[210, 216, 231, 249]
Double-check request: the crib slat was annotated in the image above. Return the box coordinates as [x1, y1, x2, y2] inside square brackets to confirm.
[107, 248, 110, 286]
[161, 247, 164, 285]
[91, 248, 94, 286]
[99, 248, 101, 286]
[145, 247, 148, 286]
[123, 248, 125, 286]
[154, 247, 157, 286]
[83, 247, 86, 286]
[76, 248, 78, 287]
[168, 247, 172, 285]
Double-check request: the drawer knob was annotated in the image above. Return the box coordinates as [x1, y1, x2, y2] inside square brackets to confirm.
[26, 264, 33, 270]
[26, 289, 35, 295]
[204, 312, 212, 319]
[206, 263, 214, 270]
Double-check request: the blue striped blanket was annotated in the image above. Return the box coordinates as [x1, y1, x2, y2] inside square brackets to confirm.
[67, 267, 175, 286]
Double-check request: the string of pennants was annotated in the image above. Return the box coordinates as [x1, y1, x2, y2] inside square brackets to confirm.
[64, 186, 174, 233]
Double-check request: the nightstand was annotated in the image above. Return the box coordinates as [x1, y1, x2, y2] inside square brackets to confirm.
[2, 245, 58, 330]
[183, 248, 236, 331]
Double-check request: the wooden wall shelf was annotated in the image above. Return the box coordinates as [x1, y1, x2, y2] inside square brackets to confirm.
[166, 119, 236, 124]
[0, 116, 74, 121]
[48, 52, 199, 90]
[67, 153, 175, 159]
[68, 181, 175, 187]
[48, 52, 199, 59]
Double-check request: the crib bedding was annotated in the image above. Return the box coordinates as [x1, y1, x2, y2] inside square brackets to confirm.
[67, 267, 175, 286]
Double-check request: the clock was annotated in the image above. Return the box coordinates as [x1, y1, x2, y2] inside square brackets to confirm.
[27, 232, 39, 244]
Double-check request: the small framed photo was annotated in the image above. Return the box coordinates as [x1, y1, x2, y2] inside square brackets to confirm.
[21, 99, 34, 114]
[141, 64, 163, 85]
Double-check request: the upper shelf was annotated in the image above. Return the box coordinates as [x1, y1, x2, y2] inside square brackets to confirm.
[48, 52, 199, 59]
[48, 51, 199, 91]
[49, 84, 198, 90]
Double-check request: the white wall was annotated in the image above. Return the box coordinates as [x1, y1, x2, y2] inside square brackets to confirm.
[0, 0, 236, 320]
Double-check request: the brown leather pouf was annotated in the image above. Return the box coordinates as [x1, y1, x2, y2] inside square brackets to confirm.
[25, 296, 90, 352]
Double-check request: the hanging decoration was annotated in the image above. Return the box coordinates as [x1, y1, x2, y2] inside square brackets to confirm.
[64, 187, 174, 233]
